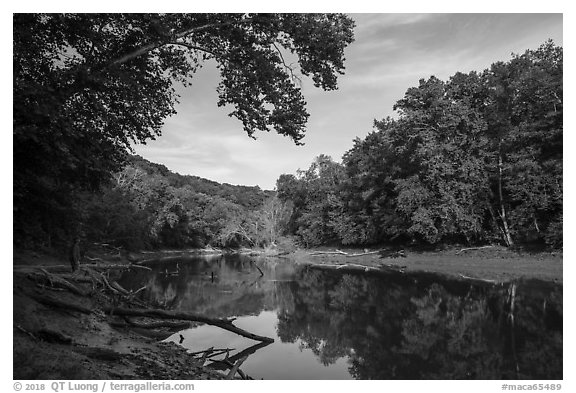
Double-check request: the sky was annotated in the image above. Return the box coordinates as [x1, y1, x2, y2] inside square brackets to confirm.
[130, 13, 562, 191]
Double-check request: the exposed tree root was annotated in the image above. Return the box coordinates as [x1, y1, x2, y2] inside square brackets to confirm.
[27, 271, 89, 297]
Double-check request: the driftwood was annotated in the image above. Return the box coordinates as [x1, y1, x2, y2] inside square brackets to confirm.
[305, 262, 387, 274]
[309, 263, 379, 272]
[458, 274, 497, 284]
[100, 273, 126, 296]
[102, 307, 274, 343]
[309, 249, 381, 257]
[28, 271, 88, 297]
[209, 358, 250, 379]
[227, 356, 248, 379]
[208, 341, 271, 370]
[252, 262, 264, 277]
[455, 245, 494, 255]
[189, 347, 234, 357]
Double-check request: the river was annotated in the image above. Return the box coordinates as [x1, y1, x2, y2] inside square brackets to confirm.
[118, 254, 562, 380]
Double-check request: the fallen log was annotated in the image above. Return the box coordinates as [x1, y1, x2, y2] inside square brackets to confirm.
[309, 249, 381, 257]
[208, 341, 271, 370]
[189, 347, 234, 357]
[102, 307, 274, 343]
[303, 262, 406, 275]
[455, 245, 494, 255]
[28, 271, 88, 297]
[308, 250, 347, 256]
[212, 358, 247, 379]
[305, 263, 381, 273]
[227, 356, 248, 380]
[458, 274, 498, 284]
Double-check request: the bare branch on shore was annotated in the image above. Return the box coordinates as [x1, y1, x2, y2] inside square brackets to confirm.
[27, 271, 89, 297]
[227, 356, 248, 379]
[458, 274, 498, 284]
[189, 347, 234, 357]
[308, 249, 381, 257]
[303, 262, 405, 275]
[455, 245, 494, 255]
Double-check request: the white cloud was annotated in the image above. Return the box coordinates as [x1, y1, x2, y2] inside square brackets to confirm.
[131, 13, 562, 190]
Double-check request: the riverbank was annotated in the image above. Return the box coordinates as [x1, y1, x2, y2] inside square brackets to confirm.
[13, 244, 561, 379]
[13, 248, 229, 380]
[287, 245, 562, 283]
[71, 243, 563, 284]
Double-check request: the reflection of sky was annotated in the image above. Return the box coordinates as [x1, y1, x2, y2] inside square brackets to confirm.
[166, 311, 353, 380]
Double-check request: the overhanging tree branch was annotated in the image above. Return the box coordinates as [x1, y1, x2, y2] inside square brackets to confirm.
[107, 18, 258, 68]
[168, 42, 222, 60]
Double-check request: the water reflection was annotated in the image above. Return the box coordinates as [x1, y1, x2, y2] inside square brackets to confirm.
[119, 255, 562, 380]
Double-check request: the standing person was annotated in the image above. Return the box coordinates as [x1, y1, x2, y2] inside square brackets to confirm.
[69, 237, 81, 272]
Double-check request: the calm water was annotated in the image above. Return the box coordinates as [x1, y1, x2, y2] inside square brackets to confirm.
[119, 254, 562, 380]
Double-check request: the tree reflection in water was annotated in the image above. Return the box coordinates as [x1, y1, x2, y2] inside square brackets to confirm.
[119, 255, 562, 379]
[278, 268, 562, 379]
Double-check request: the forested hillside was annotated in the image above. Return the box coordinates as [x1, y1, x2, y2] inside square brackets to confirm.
[276, 41, 562, 249]
[75, 156, 286, 250]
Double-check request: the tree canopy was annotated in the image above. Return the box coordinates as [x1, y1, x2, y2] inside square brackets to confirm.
[276, 41, 562, 249]
[13, 13, 355, 246]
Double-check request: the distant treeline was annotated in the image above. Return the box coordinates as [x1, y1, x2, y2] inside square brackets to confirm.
[80, 155, 286, 250]
[276, 41, 562, 249]
[15, 152, 283, 250]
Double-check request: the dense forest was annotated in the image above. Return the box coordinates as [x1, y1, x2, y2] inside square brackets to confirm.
[13, 13, 354, 251]
[13, 14, 561, 252]
[276, 41, 562, 250]
[80, 155, 285, 250]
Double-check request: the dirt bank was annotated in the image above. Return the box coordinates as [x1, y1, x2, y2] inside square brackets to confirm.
[13, 247, 229, 380]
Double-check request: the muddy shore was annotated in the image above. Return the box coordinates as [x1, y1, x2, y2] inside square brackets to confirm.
[13, 245, 562, 380]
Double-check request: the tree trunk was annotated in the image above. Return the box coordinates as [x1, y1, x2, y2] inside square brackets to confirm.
[497, 148, 514, 247]
[103, 307, 274, 343]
